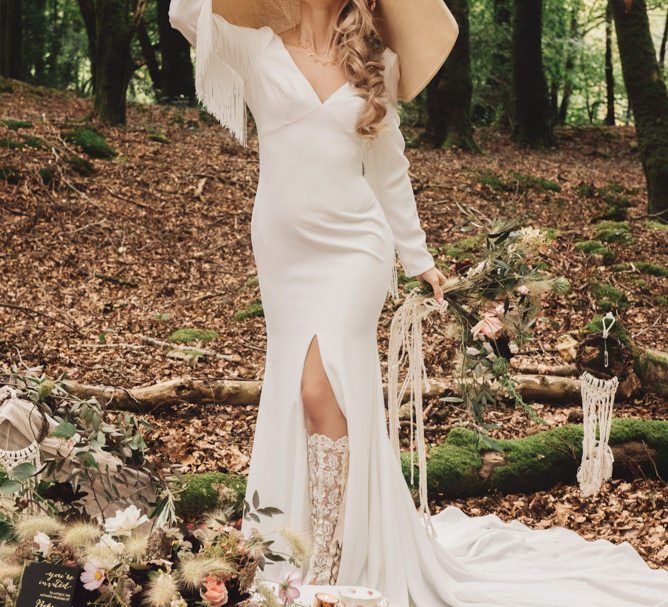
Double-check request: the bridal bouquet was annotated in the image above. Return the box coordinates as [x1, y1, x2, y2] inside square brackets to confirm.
[0, 501, 302, 607]
[388, 218, 570, 526]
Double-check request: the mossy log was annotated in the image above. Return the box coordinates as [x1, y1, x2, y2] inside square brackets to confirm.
[174, 419, 666, 521]
[62, 373, 585, 412]
[414, 418, 667, 499]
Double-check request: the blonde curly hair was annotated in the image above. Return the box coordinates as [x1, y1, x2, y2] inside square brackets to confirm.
[332, 0, 390, 140]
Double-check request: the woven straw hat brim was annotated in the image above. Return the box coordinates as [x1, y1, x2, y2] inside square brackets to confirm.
[211, 0, 459, 102]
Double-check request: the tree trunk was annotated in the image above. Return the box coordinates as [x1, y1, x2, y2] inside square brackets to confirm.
[0, 0, 23, 79]
[604, 0, 616, 125]
[77, 0, 97, 93]
[22, 0, 47, 84]
[424, 0, 478, 152]
[510, 0, 555, 147]
[422, 419, 668, 498]
[137, 17, 163, 94]
[156, 0, 195, 102]
[91, 0, 136, 124]
[557, 9, 579, 125]
[611, 0, 668, 219]
[481, 0, 512, 129]
[659, 10, 667, 71]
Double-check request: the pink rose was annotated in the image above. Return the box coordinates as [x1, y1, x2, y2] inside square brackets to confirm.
[472, 312, 504, 340]
[201, 576, 228, 607]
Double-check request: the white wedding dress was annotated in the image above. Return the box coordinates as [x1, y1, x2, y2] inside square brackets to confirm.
[168, 2, 668, 605]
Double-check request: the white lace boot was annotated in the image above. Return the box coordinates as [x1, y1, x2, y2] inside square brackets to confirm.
[304, 432, 350, 585]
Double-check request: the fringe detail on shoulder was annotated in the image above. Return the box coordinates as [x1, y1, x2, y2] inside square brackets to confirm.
[194, 0, 248, 147]
[387, 289, 446, 537]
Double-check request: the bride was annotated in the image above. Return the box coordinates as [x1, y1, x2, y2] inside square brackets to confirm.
[168, 1, 668, 605]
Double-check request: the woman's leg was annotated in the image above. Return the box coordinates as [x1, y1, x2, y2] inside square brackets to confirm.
[300, 335, 349, 585]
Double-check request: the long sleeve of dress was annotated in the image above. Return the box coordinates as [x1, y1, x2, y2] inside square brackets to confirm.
[168, 0, 273, 146]
[362, 50, 435, 279]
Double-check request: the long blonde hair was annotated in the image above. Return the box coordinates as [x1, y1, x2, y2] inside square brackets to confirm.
[332, 0, 389, 140]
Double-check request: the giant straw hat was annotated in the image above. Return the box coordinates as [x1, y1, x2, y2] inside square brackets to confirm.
[211, 0, 459, 102]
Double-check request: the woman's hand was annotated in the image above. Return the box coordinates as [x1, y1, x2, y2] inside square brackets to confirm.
[418, 266, 447, 304]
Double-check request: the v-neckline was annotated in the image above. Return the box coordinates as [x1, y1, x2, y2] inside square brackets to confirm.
[273, 33, 351, 106]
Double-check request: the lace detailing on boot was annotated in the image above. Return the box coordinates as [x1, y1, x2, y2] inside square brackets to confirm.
[305, 432, 349, 585]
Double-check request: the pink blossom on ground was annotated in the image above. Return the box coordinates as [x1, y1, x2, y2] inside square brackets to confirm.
[278, 570, 302, 605]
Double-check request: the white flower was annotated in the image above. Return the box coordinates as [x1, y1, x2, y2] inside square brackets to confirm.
[517, 285, 530, 296]
[104, 505, 149, 537]
[33, 532, 52, 557]
[509, 341, 519, 354]
[80, 559, 106, 591]
[494, 303, 505, 316]
[98, 534, 125, 555]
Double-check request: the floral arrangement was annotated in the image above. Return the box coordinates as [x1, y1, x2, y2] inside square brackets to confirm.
[0, 501, 306, 607]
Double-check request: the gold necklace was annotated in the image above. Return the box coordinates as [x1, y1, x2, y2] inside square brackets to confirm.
[295, 36, 338, 66]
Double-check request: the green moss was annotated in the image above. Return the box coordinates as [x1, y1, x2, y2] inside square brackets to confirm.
[591, 282, 630, 311]
[0, 166, 20, 184]
[63, 126, 116, 159]
[176, 472, 247, 520]
[574, 240, 615, 264]
[584, 315, 632, 348]
[593, 221, 632, 244]
[168, 328, 219, 343]
[655, 295, 668, 307]
[0, 78, 13, 93]
[147, 130, 171, 144]
[39, 167, 55, 185]
[635, 262, 668, 278]
[0, 138, 23, 149]
[20, 135, 47, 149]
[646, 220, 668, 231]
[65, 154, 94, 176]
[2, 119, 33, 130]
[233, 300, 264, 321]
[421, 420, 668, 498]
[478, 170, 560, 193]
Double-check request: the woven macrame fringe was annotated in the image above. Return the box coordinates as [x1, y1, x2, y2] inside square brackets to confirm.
[577, 371, 617, 497]
[387, 289, 446, 537]
[195, 0, 248, 147]
[388, 248, 399, 300]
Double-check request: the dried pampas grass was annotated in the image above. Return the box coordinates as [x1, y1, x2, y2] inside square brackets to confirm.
[144, 572, 178, 607]
[14, 515, 64, 541]
[178, 556, 233, 590]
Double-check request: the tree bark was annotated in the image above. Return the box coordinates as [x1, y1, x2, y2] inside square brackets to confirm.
[0, 0, 23, 79]
[424, 0, 478, 152]
[510, 0, 555, 147]
[604, 0, 616, 125]
[156, 0, 195, 102]
[487, 0, 513, 130]
[557, 9, 579, 125]
[611, 0, 668, 219]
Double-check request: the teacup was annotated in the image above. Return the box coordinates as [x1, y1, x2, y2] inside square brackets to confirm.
[337, 586, 389, 607]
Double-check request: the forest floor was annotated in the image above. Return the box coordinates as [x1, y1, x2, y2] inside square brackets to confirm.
[0, 79, 666, 568]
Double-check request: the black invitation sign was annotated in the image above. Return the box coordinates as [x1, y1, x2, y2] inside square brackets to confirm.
[16, 562, 79, 607]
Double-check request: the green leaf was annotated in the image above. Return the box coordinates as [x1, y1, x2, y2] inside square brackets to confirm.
[10, 462, 36, 482]
[0, 480, 22, 495]
[51, 420, 76, 439]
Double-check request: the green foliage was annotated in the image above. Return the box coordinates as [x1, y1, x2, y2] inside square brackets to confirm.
[63, 126, 117, 159]
[168, 327, 218, 343]
[2, 119, 33, 130]
[0, 138, 23, 149]
[39, 167, 56, 185]
[233, 300, 265, 321]
[147, 130, 171, 144]
[65, 154, 94, 176]
[478, 170, 561, 193]
[593, 221, 633, 244]
[444, 235, 485, 260]
[0, 166, 20, 184]
[176, 472, 247, 521]
[574, 240, 615, 264]
[591, 282, 630, 311]
[612, 261, 668, 277]
[584, 315, 632, 348]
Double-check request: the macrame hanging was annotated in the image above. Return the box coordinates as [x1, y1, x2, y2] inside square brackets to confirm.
[0, 386, 43, 511]
[387, 289, 446, 536]
[576, 312, 618, 497]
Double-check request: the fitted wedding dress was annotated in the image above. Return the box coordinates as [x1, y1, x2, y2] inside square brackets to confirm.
[168, 2, 668, 605]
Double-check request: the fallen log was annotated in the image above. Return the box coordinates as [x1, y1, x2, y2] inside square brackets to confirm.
[61, 373, 586, 411]
[174, 418, 667, 519]
[420, 418, 667, 498]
